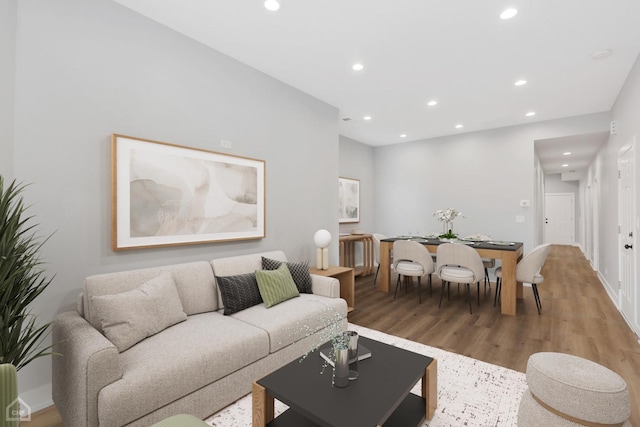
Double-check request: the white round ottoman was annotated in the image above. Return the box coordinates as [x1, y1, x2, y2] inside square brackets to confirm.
[518, 352, 631, 426]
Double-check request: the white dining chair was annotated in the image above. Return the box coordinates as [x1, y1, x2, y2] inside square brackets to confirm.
[436, 243, 485, 314]
[494, 243, 551, 314]
[393, 240, 434, 304]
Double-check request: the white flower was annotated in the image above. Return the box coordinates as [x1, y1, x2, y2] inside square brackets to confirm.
[433, 208, 464, 222]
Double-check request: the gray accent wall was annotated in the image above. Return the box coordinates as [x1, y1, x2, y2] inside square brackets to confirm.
[11, 0, 338, 408]
[373, 113, 610, 255]
[0, 0, 16, 178]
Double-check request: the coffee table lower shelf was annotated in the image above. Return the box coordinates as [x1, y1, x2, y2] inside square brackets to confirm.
[266, 393, 426, 427]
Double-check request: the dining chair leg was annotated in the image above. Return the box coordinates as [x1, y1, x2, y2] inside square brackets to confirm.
[417, 276, 422, 304]
[374, 264, 380, 286]
[394, 275, 401, 299]
[477, 282, 480, 306]
[429, 274, 433, 297]
[439, 281, 446, 308]
[532, 284, 542, 314]
[467, 283, 472, 314]
[494, 277, 501, 307]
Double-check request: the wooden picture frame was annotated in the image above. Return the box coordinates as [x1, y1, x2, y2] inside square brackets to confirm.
[111, 134, 265, 250]
[339, 177, 360, 223]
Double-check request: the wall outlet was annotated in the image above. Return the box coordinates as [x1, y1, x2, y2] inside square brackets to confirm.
[220, 139, 232, 149]
[515, 215, 525, 224]
[519, 200, 530, 207]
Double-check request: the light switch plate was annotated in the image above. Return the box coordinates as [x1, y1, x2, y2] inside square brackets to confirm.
[516, 215, 525, 224]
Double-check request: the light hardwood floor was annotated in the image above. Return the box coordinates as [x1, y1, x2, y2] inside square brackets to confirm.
[27, 245, 639, 426]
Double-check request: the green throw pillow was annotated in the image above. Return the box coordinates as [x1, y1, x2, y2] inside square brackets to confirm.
[255, 263, 300, 308]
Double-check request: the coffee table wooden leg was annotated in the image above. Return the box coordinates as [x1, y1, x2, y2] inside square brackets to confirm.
[422, 359, 437, 420]
[252, 381, 274, 427]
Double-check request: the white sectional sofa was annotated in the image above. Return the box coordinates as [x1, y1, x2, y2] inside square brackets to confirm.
[52, 251, 348, 427]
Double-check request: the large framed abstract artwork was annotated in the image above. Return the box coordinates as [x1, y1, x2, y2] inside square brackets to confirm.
[338, 177, 360, 223]
[111, 134, 265, 250]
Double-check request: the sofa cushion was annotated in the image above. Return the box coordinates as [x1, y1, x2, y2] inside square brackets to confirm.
[91, 272, 187, 352]
[98, 312, 269, 427]
[217, 272, 263, 315]
[262, 257, 312, 293]
[231, 294, 348, 353]
[255, 264, 300, 308]
[84, 261, 217, 331]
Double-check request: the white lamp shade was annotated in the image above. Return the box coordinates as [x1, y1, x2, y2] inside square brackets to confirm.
[314, 229, 332, 248]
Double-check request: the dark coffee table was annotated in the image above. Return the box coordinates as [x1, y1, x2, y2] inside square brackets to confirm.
[252, 336, 437, 427]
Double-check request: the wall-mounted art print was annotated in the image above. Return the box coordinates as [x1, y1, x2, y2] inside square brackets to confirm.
[111, 134, 265, 250]
[338, 177, 360, 223]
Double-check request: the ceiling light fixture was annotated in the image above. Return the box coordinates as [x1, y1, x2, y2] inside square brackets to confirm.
[562, 164, 569, 167]
[264, 0, 280, 11]
[400, 134, 407, 138]
[525, 111, 536, 117]
[455, 124, 463, 129]
[591, 49, 612, 60]
[500, 8, 518, 20]
[515, 79, 527, 86]
[363, 116, 372, 121]
[352, 63, 364, 71]
[563, 152, 572, 156]
[427, 100, 438, 107]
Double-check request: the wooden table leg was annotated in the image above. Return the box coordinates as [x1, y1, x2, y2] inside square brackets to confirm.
[252, 381, 274, 427]
[422, 359, 437, 420]
[500, 251, 518, 316]
[379, 241, 392, 292]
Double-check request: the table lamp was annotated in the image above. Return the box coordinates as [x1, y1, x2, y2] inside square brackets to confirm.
[314, 229, 332, 270]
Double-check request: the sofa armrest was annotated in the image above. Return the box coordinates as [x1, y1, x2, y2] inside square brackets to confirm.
[52, 311, 122, 427]
[310, 274, 340, 298]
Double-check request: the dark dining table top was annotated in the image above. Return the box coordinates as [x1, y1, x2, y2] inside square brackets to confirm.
[381, 236, 523, 251]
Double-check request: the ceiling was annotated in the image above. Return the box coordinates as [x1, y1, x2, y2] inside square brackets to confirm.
[113, 0, 640, 173]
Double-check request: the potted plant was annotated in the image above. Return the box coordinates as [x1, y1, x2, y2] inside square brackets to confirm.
[433, 208, 464, 241]
[0, 176, 55, 424]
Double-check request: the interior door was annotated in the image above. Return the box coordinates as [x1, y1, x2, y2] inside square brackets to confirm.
[618, 144, 635, 326]
[544, 193, 575, 245]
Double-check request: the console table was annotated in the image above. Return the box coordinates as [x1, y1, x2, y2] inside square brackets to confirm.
[339, 233, 374, 277]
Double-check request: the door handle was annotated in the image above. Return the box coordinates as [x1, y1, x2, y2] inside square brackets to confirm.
[624, 244, 633, 250]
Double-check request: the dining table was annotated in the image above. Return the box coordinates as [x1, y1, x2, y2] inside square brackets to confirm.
[379, 237, 524, 316]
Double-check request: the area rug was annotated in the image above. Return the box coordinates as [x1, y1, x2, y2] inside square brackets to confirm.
[206, 324, 528, 426]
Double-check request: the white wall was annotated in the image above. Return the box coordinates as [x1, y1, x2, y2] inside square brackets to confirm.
[10, 0, 339, 410]
[373, 113, 610, 256]
[0, 0, 16, 178]
[338, 135, 375, 268]
[590, 52, 640, 336]
[339, 135, 375, 235]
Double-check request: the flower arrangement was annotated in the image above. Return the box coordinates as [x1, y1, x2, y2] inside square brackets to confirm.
[434, 208, 464, 239]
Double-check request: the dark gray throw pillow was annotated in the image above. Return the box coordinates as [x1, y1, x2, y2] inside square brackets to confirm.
[216, 272, 263, 315]
[261, 257, 312, 294]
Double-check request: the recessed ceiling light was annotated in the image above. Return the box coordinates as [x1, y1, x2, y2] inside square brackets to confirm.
[591, 49, 612, 60]
[500, 8, 518, 20]
[515, 79, 527, 86]
[525, 111, 536, 117]
[427, 100, 438, 107]
[455, 124, 463, 129]
[363, 116, 372, 121]
[563, 152, 571, 156]
[400, 134, 407, 138]
[352, 63, 364, 71]
[562, 164, 569, 167]
[264, 0, 280, 11]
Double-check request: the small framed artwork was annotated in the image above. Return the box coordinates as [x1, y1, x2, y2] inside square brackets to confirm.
[338, 177, 360, 223]
[111, 134, 265, 250]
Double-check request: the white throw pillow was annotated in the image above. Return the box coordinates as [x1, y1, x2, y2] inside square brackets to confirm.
[91, 271, 187, 352]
